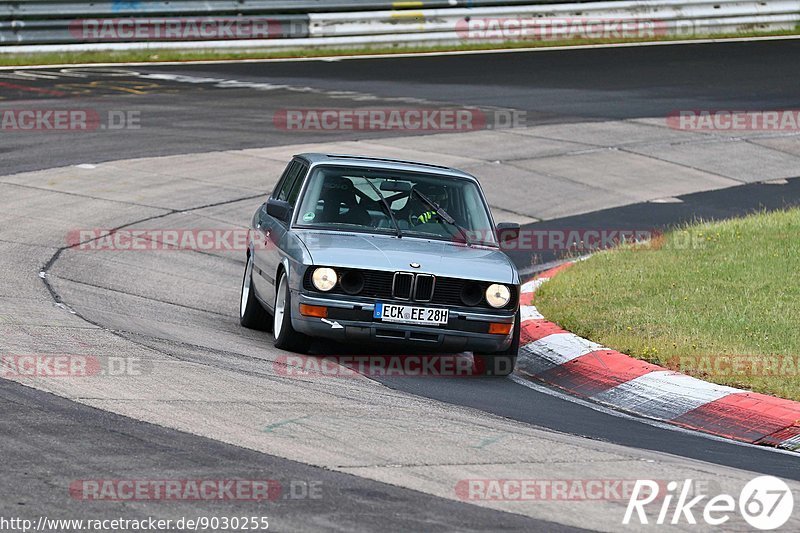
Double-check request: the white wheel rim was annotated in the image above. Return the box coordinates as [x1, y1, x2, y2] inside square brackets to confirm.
[274, 274, 286, 339]
[240, 255, 253, 318]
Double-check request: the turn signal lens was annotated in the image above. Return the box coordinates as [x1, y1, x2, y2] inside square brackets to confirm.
[489, 323, 513, 335]
[312, 267, 337, 291]
[299, 304, 328, 318]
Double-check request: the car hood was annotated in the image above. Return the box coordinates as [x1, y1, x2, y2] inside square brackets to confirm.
[295, 230, 517, 284]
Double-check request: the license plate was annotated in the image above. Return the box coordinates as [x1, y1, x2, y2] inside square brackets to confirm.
[374, 302, 449, 326]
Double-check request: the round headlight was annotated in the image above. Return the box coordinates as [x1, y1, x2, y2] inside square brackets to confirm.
[312, 267, 337, 292]
[485, 284, 511, 308]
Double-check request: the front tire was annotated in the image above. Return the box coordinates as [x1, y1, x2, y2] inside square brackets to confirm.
[240, 254, 272, 331]
[474, 311, 520, 376]
[273, 271, 311, 353]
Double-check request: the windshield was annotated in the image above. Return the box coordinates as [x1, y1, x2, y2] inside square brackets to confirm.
[294, 165, 497, 245]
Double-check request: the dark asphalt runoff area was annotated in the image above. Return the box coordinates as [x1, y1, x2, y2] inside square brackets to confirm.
[2, 38, 800, 529]
[1, 379, 577, 532]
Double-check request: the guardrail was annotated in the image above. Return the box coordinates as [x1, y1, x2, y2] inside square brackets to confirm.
[1, 0, 798, 52]
[0, 1, 568, 18]
[308, 1, 800, 39]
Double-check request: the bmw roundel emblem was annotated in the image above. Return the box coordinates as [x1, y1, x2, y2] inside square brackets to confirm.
[410, 262, 421, 268]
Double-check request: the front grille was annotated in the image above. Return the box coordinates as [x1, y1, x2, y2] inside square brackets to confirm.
[433, 277, 464, 305]
[303, 267, 517, 310]
[414, 274, 435, 302]
[360, 270, 394, 299]
[392, 272, 414, 300]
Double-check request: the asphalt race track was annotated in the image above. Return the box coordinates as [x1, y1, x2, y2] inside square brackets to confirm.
[3, 39, 800, 175]
[0, 379, 574, 532]
[2, 39, 800, 531]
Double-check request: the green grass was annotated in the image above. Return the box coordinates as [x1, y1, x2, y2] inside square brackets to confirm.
[536, 209, 800, 401]
[1, 29, 799, 66]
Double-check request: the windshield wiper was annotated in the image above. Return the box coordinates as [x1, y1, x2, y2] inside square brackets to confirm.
[363, 177, 403, 238]
[411, 188, 474, 246]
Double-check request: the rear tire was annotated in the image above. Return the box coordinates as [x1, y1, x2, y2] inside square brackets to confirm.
[273, 271, 311, 353]
[474, 311, 520, 376]
[240, 254, 272, 331]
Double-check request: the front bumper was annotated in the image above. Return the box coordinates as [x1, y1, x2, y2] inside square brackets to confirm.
[291, 292, 516, 353]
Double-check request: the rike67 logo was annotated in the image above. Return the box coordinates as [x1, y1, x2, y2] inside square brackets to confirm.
[624, 476, 794, 529]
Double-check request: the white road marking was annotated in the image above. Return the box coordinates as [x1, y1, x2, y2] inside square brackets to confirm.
[520, 305, 544, 322]
[592, 370, 742, 420]
[520, 332, 603, 366]
[509, 374, 800, 457]
[520, 277, 549, 294]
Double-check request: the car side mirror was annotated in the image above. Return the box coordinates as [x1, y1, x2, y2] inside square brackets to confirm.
[496, 222, 520, 246]
[267, 198, 292, 222]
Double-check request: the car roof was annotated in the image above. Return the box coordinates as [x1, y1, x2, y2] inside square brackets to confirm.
[294, 153, 476, 181]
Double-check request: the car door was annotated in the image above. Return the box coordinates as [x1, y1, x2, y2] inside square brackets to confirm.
[253, 160, 307, 309]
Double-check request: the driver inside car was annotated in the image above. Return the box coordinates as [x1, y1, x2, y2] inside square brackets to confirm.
[408, 184, 450, 226]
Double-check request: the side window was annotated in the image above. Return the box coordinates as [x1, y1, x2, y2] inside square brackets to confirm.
[287, 164, 308, 206]
[272, 160, 300, 200]
[277, 162, 303, 201]
[273, 161, 298, 200]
